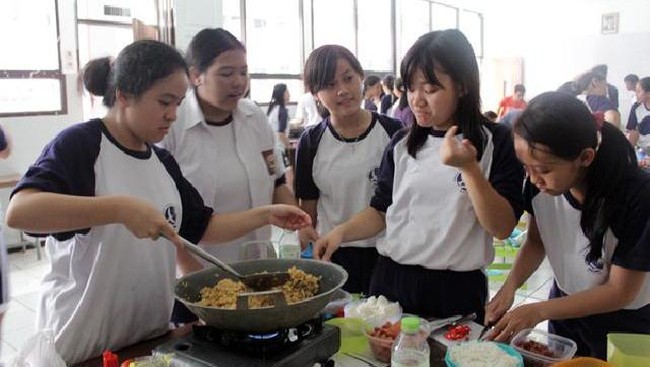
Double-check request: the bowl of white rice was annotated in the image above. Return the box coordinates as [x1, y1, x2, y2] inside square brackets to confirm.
[445, 341, 523, 367]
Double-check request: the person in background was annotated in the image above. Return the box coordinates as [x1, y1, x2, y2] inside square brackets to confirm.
[295, 45, 402, 294]
[499, 108, 524, 129]
[592, 64, 619, 109]
[390, 77, 414, 128]
[497, 84, 527, 119]
[624, 74, 640, 96]
[380, 74, 397, 115]
[160, 28, 296, 267]
[293, 91, 322, 127]
[574, 71, 621, 128]
[626, 77, 650, 152]
[485, 92, 650, 359]
[362, 75, 383, 112]
[313, 30, 524, 321]
[483, 110, 498, 123]
[4, 40, 310, 365]
[0, 124, 11, 357]
[267, 83, 293, 187]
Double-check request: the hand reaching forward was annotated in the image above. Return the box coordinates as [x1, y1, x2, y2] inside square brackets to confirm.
[267, 204, 313, 230]
[440, 126, 478, 169]
[313, 227, 344, 261]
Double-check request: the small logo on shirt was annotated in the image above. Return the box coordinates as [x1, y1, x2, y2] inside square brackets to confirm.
[261, 149, 277, 176]
[454, 172, 467, 193]
[587, 258, 605, 273]
[164, 204, 178, 229]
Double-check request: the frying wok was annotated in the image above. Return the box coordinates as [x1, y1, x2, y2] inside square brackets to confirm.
[174, 258, 348, 332]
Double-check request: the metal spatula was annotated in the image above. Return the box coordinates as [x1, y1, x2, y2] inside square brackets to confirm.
[174, 235, 290, 291]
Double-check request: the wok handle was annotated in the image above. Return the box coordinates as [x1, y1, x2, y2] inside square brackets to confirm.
[164, 233, 244, 278]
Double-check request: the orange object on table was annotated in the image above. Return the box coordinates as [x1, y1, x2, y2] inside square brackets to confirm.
[102, 351, 119, 367]
[551, 357, 614, 366]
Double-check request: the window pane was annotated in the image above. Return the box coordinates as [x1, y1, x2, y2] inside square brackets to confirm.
[245, 0, 302, 74]
[431, 3, 457, 31]
[313, 0, 355, 53]
[78, 24, 134, 67]
[222, 0, 242, 41]
[399, 0, 429, 59]
[0, 79, 61, 114]
[249, 79, 303, 106]
[460, 10, 482, 57]
[0, 1, 59, 70]
[357, 0, 392, 71]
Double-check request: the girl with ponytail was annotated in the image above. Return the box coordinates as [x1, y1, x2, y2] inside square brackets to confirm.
[485, 91, 650, 359]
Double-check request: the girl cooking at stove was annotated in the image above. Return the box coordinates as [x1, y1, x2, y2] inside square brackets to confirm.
[485, 92, 650, 359]
[4, 40, 310, 365]
[294, 45, 402, 294]
[313, 29, 524, 322]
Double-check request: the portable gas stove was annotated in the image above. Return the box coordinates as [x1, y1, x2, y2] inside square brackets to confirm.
[154, 317, 340, 367]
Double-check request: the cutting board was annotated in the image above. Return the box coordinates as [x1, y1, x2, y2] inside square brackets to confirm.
[430, 321, 484, 348]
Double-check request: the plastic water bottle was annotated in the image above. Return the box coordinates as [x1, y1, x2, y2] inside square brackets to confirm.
[391, 317, 430, 367]
[637, 148, 647, 167]
[279, 230, 300, 259]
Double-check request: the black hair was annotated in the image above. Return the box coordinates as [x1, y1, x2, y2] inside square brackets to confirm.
[363, 75, 381, 95]
[185, 28, 245, 73]
[484, 111, 498, 121]
[514, 91, 637, 264]
[591, 64, 608, 78]
[401, 29, 487, 159]
[303, 45, 364, 118]
[82, 40, 188, 107]
[557, 81, 579, 96]
[514, 84, 526, 94]
[267, 83, 288, 115]
[573, 71, 605, 94]
[624, 74, 639, 84]
[638, 77, 650, 93]
[382, 74, 395, 90]
[82, 57, 112, 97]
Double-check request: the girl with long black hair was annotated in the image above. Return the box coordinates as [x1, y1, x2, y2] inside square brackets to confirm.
[486, 91, 650, 359]
[313, 30, 524, 321]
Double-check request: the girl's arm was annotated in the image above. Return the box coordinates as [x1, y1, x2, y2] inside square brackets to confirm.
[6, 189, 177, 240]
[441, 126, 518, 239]
[313, 207, 385, 261]
[485, 215, 546, 325]
[490, 265, 646, 342]
[627, 129, 640, 147]
[273, 184, 297, 206]
[298, 199, 319, 248]
[199, 204, 311, 244]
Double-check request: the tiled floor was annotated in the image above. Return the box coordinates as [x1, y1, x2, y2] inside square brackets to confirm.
[0, 242, 554, 364]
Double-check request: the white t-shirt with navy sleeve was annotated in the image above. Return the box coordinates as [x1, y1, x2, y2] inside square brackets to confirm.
[370, 123, 524, 271]
[14, 119, 213, 364]
[524, 174, 650, 310]
[626, 102, 650, 150]
[295, 113, 402, 248]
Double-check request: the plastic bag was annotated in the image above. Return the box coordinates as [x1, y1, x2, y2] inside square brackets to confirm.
[9, 329, 66, 367]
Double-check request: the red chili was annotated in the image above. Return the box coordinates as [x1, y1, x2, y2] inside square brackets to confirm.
[444, 324, 471, 340]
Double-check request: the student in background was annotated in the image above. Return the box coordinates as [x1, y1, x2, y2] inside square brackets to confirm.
[267, 83, 291, 166]
[390, 77, 414, 127]
[626, 77, 650, 151]
[497, 84, 527, 118]
[486, 92, 650, 359]
[380, 74, 397, 115]
[313, 30, 524, 321]
[362, 75, 383, 112]
[592, 64, 619, 109]
[294, 45, 402, 294]
[483, 110, 498, 123]
[624, 74, 640, 97]
[5, 40, 310, 364]
[293, 91, 322, 127]
[574, 71, 621, 128]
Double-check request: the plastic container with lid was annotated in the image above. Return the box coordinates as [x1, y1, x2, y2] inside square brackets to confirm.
[607, 333, 650, 367]
[511, 328, 576, 366]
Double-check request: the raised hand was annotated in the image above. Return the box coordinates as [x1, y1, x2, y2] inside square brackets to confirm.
[313, 227, 344, 261]
[440, 125, 478, 168]
[268, 204, 312, 230]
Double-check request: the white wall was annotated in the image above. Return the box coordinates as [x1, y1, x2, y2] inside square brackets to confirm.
[481, 0, 650, 113]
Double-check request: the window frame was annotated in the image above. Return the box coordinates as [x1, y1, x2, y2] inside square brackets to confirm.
[0, 0, 67, 118]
